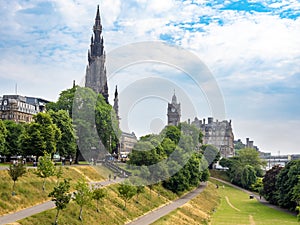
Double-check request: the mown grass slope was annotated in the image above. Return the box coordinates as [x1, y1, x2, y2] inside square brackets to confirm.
[210, 179, 298, 225]
[0, 165, 108, 215]
[152, 182, 220, 225]
[18, 183, 177, 225]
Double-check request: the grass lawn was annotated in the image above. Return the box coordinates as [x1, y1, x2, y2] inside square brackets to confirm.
[0, 165, 107, 216]
[210, 179, 299, 225]
[152, 182, 220, 225]
[18, 183, 178, 225]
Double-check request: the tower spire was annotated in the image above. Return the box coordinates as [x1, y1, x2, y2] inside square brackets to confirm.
[95, 5, 101, 27]
[113, 85, 120, 125]
[85, 5, 109, 103]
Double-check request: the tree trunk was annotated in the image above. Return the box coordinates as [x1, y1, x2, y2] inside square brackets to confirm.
[43, 178, 46, 191]
[79, 207, 83, 220]
[54, 209, 60, 225]
[96, 200, 99, 212]
[75, 145, 79, 164]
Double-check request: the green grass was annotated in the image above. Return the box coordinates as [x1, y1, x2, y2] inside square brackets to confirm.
[152, 182, 220, 225]
[210, 179, 298, 225]
[209, 169, 231, 182]
[18, 183, 178, 225]
[0, 165, 107, 216]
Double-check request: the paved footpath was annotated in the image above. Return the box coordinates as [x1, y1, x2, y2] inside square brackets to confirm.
[210, 177, 297, 216]
[0, 178, 124, 225]
[126, 182, 207, 225]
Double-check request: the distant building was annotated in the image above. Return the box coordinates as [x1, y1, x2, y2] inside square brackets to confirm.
[167, 92, 181, 126]
[192, 117, 234, 158]
[234, 138, 259, 151]
[119, 132, 137, 160]
[0, 95, 49, 123]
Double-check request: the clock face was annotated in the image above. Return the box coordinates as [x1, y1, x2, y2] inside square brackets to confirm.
[171, 107, 176, 112]
[3, 100, 7, 106]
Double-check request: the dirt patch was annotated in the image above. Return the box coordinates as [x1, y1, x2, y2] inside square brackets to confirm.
[249, 215, 255, 225]
[225, 196, 241, 212]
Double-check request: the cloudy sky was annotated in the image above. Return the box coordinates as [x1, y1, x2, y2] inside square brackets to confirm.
[0, 0, 299, 155]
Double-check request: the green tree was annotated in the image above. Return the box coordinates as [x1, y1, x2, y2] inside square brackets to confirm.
[240, 165, 257, 189]
[95, 94, 121, 154]
[20, 123, 45, 157]
[161, 125, 181, 145]
[262, 165, 283, 204]
[0, 120, 8, 158]
[276, 160, 300, 210]
[8, 163, 26, 194]
[48, 179, 72, 225]
[3, 120, 24, 161]
[92, 186, 107, 212]
[34, 113, 62, 155]
[220, 148, 266, 189]
[49, 110, 76, 158]
[118, 181, 137, 209]
[20, 113, 61, 157]
[35, 152, 56, 191]
[72, 87, 101, 163]
[46, 85, 78, 118]
[202, 144, 220, 169]
[237, 148, 266, 176]
[73, 178, 93, 220]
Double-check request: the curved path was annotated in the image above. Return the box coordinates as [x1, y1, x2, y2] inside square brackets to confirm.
[210, 177, 297, 216]
[0, 178, 124, 225]
[126, 182, 207, 225]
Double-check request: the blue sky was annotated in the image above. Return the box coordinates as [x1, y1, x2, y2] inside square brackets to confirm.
[0, 0, 300, 155]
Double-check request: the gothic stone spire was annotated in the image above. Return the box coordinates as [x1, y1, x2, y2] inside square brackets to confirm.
[113, 85, 120, 125]
[85, 5, 109, 103]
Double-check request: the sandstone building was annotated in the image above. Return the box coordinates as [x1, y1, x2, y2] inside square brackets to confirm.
[0, 95, 48, 123]
[192, 117, 234, 157]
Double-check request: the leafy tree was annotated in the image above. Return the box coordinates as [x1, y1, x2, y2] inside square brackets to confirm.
[262, 165, 283, 204]
[276, 160, 300, 210]
[3, 120, 24, 161]
[20, 113, 61, 157]
[8, 162, 26, 194]
[20, 123, 45, 157]
[73, 178, 93, 220]
[251, 177, 263, 193]
[236, 148, 266, 176]
[220, 148, 266, 189]
[202, 144, 220, 169]
[49, 110, 76, 158]
[129, 141, 160, 166]
[48, 179, 72, 225]
[0, 120, 8, 158]
[55, 166, 64, 183]
[292, 176, 300, 220]
[136, 185, 145, 202]
[35, 152, 56, 191]
[118, 181, 137, 209]
[34, 113, 62, 155]
[92, 186, 107, 212]
[46, 85, 78, 118]
[240, 165, 257, 189]
[95, 94, 121, 154]
[72, 87, 101, 163]
[161, 125, 181, 145]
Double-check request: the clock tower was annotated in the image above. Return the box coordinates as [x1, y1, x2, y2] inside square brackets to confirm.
[167, 92, 181, 126]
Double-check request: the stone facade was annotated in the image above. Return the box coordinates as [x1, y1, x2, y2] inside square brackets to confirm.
[120, 132, 137, 160]
[192, 117, 234, 158]
[85, 5, 109, 103]
[0, 95, 48, 123]
[167, 93, 181, 126]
